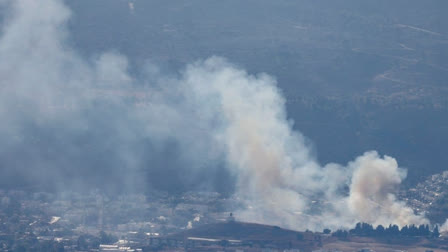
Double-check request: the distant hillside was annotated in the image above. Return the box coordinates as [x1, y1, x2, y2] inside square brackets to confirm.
[167, 220, 323, 251]
[400, 170, 448, 224]
[66, 0, 448, 190]
[165, 220, 448, 251]
[169, 221, 308, 241]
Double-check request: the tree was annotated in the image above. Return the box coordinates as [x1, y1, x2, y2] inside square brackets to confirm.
[418, 224, 429, 236]
[432, 225, 440, 238]
[386, 224, 399, 236]
[401, 225, 409, 236]
[376, 225, 385, 236]
[409, 224, 418, 236]
[332, 230, 348, 239]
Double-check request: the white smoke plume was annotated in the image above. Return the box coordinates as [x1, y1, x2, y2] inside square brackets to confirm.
[183, 59, 428, 230]
[347, 152, 428, 227]
[0, 0, 429, 230]
[441, 219, 448, 233]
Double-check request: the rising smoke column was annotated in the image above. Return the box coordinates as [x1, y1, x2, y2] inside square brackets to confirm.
[347, 152, 428, 227]
[0, 0, 429, 230]
[180, 58, 428, 230]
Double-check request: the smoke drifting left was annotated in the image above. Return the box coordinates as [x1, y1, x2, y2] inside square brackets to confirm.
[0, 0, 430, 231]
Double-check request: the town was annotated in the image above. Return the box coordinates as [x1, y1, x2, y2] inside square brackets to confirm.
[1, 188, 447, 252]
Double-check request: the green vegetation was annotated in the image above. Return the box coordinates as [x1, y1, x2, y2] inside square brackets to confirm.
[332, 222, 440, 239]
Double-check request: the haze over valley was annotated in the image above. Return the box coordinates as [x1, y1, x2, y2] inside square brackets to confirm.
[0, 1, 447, 251]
